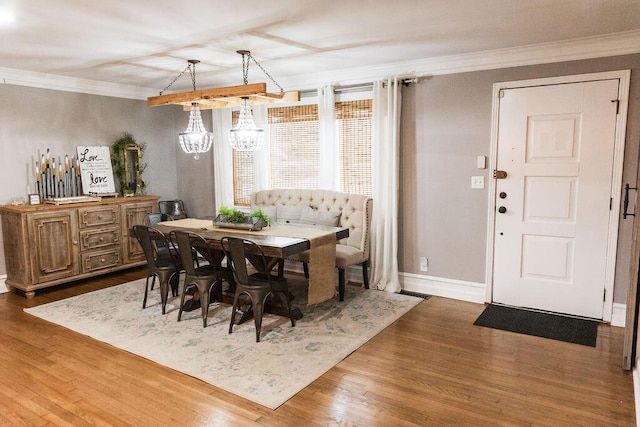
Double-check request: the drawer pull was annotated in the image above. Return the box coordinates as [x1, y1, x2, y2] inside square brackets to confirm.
[101, 258, 106, 263]
[99, 237, 105, 241]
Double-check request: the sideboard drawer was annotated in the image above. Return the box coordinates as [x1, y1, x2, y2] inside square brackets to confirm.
[79, 227, 120, 251]
[78, 206, 120, 229]
[81, 248, 121, 273]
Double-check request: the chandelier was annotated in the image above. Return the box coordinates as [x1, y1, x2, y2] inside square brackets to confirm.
[147, 52, 298, 153]
[228, 51, 272, 152]
[159, 59, 213, 160]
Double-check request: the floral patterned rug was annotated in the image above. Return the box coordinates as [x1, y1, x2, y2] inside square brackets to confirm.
[25, 278, 421, 409]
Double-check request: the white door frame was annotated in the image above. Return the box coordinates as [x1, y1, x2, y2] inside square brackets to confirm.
[485, 70, 631, 322]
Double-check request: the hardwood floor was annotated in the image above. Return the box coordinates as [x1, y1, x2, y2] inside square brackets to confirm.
[0, 269, 635, 426]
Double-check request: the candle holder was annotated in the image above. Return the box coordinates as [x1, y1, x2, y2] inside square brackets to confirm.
[31, 148, 84, 201]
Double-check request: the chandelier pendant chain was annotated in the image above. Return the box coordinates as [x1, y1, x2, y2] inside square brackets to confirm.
[242, 52, 249, 86]
[238, 50, 283, 94]
[159, 59, 200, 95]
[159, 64, 190, 96]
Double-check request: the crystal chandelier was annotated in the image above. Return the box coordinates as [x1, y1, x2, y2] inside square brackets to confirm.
[179, 102, 213, 160]
[228, 50, 281, 152]
[159, 59, 213, 160]
[229, 97, 264, 151]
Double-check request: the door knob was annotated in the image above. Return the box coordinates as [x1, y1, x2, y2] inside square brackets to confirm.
[498, 206, 507, 214]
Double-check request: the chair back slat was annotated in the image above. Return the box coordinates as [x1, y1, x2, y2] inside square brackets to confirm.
[171, 231, 197, 276]
[221, 237, 269, 286]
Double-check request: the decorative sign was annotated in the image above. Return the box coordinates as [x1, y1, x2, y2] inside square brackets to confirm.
[76, 146, 116, 194]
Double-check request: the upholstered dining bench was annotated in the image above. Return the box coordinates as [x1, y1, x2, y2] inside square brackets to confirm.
[250, 189, 373, 301]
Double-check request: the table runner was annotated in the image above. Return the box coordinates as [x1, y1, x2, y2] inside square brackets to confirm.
[161, 219, 337, 304]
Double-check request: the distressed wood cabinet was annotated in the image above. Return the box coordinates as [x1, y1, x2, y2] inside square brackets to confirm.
[0, 196, 158, 297]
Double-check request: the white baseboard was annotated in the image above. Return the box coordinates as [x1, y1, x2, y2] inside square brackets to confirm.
[612, 303, 627, 327]
[0, 274, 8, 294]
[399, 272, 486, 304]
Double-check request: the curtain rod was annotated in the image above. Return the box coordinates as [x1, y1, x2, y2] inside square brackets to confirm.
[300, 78, 418, 96]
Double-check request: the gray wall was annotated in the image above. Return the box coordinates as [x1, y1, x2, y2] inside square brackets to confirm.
[399, 54, 640, 304]
[173, 112, 216, 219]
[0, 84, 181, 274]
[1, 54, 638, 306]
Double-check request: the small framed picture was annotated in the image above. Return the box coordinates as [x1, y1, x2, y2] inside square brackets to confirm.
[29, 194, 41, 205]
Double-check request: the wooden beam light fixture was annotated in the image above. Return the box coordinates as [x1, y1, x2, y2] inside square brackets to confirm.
[147, 51, 299, 110]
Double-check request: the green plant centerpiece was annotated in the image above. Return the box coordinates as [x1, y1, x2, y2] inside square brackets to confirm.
[111, 132, 147, 196]
[214, 205, 271, 230]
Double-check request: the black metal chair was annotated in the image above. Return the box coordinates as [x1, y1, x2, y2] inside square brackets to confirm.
[158, 200, 188, 220]
[143, 212, 174, 226]
[221, 236, 295, 342]
[171, 230, 232, 327]
[132, 225, 183, 314]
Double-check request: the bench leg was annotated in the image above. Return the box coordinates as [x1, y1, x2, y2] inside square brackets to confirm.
[362, 260, 370, 289]
[302, 262, 309, 278]
[338, 268, 346, 301]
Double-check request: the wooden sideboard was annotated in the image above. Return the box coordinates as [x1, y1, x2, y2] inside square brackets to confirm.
[0, 195, 159, 297]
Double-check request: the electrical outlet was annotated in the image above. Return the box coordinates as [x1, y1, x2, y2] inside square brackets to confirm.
[419, 256, 428, 272]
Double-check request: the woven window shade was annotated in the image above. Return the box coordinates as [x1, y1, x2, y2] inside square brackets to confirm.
[232, 100, 372, 205]
[268, 105, 320, 190]
[336, 99, 372, 196]
[231, 111, 254, 206]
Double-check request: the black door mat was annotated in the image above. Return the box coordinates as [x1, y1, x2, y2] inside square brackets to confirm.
[473, 304, 598, 347]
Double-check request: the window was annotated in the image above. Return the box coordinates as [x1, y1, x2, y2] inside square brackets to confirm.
[336, 99, 372, 196]
[269, 104, 320, 190]
[232, 98, 372, 206]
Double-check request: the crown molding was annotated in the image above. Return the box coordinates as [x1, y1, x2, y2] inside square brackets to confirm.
[280, 30, 640, 90]
[0, 66, 156, 100]
[1, 30, 639, 98]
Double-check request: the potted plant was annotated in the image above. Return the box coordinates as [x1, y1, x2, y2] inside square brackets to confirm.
[214, 206, 270, 231]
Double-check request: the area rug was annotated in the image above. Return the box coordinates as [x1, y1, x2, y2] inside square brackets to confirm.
[473, 304, 598, 347]
[24, 279, 421, 409]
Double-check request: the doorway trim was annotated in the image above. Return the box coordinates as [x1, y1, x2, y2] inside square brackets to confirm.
[484, 70, 631, 322]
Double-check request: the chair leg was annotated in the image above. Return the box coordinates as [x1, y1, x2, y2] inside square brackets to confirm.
[362, 260, 370, 289]
[302, 262, 309, 278]
[159, 279, 169, 315]
[169, 272, 180, 297]
[143, 275, 151, 308]
[338, 268, 346, 301]
[283, 291, 295, 327]
[229, 290, 241, 334]
[178, 283, 191, 322]
[201, 287, 210, 328]
[253, 293, 267, 343]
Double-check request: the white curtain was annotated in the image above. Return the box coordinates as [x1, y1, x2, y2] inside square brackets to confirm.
[318, 84, 338, 190]
[251, 104, 270, 193]
[212, 109, 234, 212]
[370, 78, 402, 293]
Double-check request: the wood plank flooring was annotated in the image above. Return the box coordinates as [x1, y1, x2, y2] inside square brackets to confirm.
[0, 269, 635, 426]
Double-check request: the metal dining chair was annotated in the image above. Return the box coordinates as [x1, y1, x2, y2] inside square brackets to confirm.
[221, 236, 295, 342]
[132, 225, 183, 314]
[171, 230, 232, 327]
[143, 212, 174, 226]
[158, 200, 188, 220]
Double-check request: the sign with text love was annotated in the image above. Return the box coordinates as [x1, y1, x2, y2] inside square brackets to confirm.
[76, 146, 116, 194]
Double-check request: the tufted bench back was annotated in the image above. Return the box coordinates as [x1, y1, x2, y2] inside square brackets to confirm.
[250, 189, 373, 258]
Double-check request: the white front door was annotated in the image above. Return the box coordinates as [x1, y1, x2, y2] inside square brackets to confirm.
[492, 79, 619, 319]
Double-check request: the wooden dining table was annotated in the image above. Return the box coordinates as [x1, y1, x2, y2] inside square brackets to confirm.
[155, 218, 349, 320]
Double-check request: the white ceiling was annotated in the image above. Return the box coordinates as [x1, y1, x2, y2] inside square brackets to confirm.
[0, 0, 639, 95]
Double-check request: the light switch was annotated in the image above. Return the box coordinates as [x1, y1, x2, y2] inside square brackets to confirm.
[471, 176, 485, 189]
